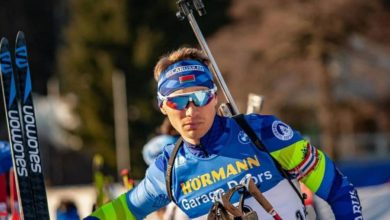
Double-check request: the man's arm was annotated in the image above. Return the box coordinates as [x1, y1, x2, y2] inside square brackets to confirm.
[245, 114, 362, 219]
[271, 139, 362, 218]
[259, 115, 363, 219]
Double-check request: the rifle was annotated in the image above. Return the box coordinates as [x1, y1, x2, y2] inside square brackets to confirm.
[176, 0, 239, 116]
[177, 1, 266, 116]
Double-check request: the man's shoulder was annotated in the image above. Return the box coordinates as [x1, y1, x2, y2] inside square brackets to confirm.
[229, 113, 279, 128]
[154, 141, 181, 172]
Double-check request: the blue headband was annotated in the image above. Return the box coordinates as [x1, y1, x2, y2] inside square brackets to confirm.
[157, 60, 215, 105]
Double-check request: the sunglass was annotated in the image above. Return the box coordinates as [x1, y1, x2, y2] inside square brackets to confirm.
[158, 88, 217, 110]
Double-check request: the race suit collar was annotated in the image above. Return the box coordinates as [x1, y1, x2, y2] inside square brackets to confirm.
[183, 115, 227, 158]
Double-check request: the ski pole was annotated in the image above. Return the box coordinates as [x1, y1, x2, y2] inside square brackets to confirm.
[176, 0, 239, 115]
[92, 154, 105, 209]
[241, 174, 282, 220]
[120, 169, 134, 190]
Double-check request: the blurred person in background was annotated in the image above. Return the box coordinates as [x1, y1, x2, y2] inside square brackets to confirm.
[143, 117, 188, 220]
[86, 47, 362, 219]
[0, 141, 12, 219]
[56, 199, 80, 220]
[0, 142, 12, 176]
[142, 118, 180, 166]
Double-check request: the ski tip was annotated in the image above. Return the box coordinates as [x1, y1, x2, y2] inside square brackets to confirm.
[16, 31, 25, 40]
[0, 37, 9, 51]
[0, 37, 8, 45]
[16, 31, 26, 48]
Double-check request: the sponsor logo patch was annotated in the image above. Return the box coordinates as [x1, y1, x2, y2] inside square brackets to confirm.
[238, 130, 251, 144]
[271, 121, 293, 141]
[166, 65, 205, 78]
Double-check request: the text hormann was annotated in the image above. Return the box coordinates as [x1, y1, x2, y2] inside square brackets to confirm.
[180, 155, 260, 194]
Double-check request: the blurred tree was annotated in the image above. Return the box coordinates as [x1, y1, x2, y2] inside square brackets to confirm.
[57, 0, 130, 170]
[57, 0, 232, 179]
[279, 0, 380, 159]
[208, 0, 390, 159]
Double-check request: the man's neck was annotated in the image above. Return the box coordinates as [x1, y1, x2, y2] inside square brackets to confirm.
[182, 138, 200, 146]
[183, 115, 226, 147]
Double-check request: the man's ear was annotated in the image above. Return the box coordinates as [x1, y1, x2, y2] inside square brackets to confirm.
[212, 92, 218, 105]
[160, 106, 167, 115]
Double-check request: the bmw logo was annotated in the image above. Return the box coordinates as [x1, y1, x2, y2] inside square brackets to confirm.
[238, 130, 251, 144]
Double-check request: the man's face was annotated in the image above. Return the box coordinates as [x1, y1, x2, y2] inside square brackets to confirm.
[160, 86, 218, 144]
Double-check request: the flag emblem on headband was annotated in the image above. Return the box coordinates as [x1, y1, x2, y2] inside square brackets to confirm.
[179, 74, 195, 84]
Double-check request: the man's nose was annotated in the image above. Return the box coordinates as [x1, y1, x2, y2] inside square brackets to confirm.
[185, 101, 198, 116]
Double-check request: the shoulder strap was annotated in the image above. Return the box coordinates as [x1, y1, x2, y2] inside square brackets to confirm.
[232, 114, 305, 205]
[233, 114, 267, 152]
[165, 137, 183, 203]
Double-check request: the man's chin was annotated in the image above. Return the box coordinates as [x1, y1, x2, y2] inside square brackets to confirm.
[182, 131, 203, 143]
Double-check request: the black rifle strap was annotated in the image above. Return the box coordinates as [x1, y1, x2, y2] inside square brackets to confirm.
[233, 114, 305, 205]
[165, 137, 183, 203]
